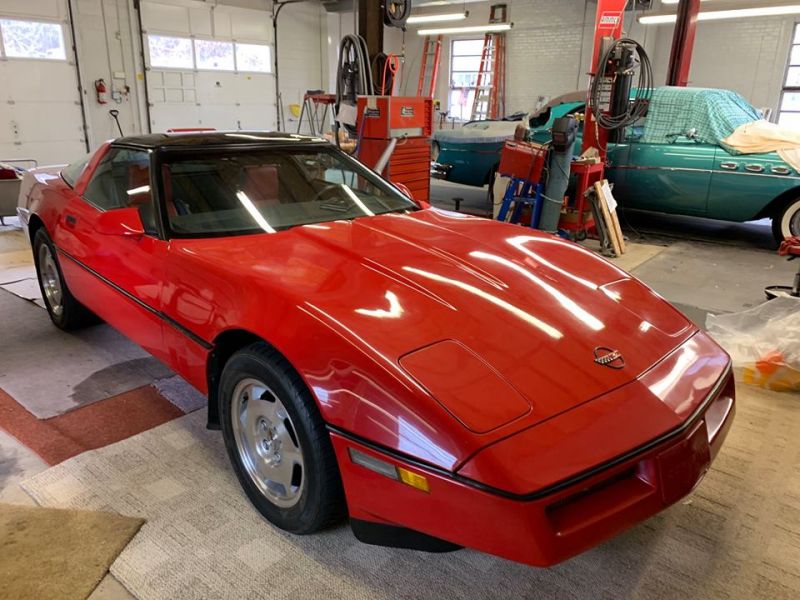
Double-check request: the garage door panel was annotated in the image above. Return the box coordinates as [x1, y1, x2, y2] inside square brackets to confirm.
[0, 60, 80, 103]
[150, 104, 201, 133]
[230, 10, 270, 42]
[0, 140, 83, 166]
[234, 105, 276, 131]
[141, 3, 190, 34]
[5, 103, 84, 143]
[195, 72, 238, 104]
[192, 104, 238, 130]
[234, 74, 272, 105]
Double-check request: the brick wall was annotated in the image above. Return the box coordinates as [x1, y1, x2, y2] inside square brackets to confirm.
[651, 16, 793, 115]
[400, 0, 796, 120]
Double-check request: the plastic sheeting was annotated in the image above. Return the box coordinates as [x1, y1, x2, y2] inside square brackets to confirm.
[723, 119, 800, 173]
[706, 297, 800, 393]
[434, 120, 518, 145]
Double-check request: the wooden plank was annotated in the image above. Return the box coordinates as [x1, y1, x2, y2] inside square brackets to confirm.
[594, 180, 626, 255]
[593, 181, 622, 257]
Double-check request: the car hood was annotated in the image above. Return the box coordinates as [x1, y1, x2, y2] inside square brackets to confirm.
[194, 209, 696, 432]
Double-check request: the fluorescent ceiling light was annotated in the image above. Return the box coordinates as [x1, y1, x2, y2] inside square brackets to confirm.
[407, 11, 468, 24]
[640, 4, 800, 24]
[417, 23, 513, 35]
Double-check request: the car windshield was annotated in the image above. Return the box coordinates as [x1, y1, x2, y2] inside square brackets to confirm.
[160, 145, 417, 237]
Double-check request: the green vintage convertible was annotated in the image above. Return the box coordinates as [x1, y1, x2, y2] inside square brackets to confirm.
[432, 87, 800, 243]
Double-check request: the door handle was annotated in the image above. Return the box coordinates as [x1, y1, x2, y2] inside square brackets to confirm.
[744, 164, 764, 173]
[771, 166, 791, 175]
[65, 214, 77, 227]
[719, 162, 738, 170]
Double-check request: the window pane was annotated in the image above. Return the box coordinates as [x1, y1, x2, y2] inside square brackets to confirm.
[787, 66, 800, 87]
[61, 155, 90, 188]
[782, 92, 800, 112]
[0, 19, 66, 60]
[448, 89, 475, 121]
[791, 45, 800, 66]
[148, 35, 193, 69]
[779, 112, 800, 129]
[452, 39, 484, 56]
[195, 39, 234, 71]
[452, 55, 483, 72]
[451, 72, 478, 87]
[235, 43, 271, 72]
[794, 23, 800, 44]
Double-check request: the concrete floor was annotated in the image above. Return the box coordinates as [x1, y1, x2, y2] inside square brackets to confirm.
[0, 201, 797, 598]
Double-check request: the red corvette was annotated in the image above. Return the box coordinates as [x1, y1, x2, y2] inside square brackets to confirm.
[17, 132, 735, 566]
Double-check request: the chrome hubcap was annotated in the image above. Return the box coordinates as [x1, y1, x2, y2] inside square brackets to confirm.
[231, 378, 304, 508]
[38, 244, 63, 316]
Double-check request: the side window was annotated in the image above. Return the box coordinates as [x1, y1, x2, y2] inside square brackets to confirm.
[61, 155, 90, 188]
[82, 148, 157, 235]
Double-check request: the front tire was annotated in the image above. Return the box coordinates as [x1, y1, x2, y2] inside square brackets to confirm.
[220, 342, 345, 533]
[773, 197, 800, 243]
[32, 228, 94, 330]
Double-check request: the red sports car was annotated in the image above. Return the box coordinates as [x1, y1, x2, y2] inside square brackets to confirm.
[17, 131, 735, 566]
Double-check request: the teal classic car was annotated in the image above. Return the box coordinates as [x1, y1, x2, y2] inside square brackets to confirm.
[432, 88, 800, 243]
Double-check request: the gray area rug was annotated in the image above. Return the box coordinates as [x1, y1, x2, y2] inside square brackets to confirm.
[0, 288, 172, 418]
[21, 386, 800, 600]
[152, 375, 207, 414]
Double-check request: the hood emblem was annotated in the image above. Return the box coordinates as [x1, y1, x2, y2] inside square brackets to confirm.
[594, 346, 625, 369]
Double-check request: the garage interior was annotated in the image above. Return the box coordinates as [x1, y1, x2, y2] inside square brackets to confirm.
[1, 0, 799, 599]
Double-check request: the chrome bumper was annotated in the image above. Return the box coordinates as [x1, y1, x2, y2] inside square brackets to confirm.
[430, 161, 452, 180]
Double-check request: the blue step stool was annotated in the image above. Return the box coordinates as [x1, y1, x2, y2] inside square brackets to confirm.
[496, 177, 544, 229]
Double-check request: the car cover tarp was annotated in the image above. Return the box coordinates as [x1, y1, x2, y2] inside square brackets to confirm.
[642, 86, 761, 149]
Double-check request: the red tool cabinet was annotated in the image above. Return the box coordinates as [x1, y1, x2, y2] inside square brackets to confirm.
[356, 96, 433, 203]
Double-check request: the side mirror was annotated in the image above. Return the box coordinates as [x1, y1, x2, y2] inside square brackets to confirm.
[685, 128, 698, 140]
[95, 206, 145, 237]
[394, 182, 431, 209]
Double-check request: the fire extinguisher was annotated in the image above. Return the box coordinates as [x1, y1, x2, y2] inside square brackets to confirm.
[94, 78, 108, 104]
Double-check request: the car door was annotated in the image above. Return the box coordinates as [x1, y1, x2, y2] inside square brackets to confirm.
[612, 138, 715, 217]
[53, 146, 169, 361]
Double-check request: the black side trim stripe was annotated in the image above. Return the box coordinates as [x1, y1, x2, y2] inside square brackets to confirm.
[328, 363, 733, 502]
[56, 246, 213, 350]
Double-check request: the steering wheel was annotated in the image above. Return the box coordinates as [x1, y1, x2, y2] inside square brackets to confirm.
[309, 182, 344, 205]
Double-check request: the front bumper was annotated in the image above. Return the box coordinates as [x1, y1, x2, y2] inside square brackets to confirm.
[332, 364, 735, 567]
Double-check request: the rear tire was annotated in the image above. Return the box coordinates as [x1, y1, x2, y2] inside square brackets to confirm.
[32, 228, 95, 330]
[773, 197, 800, 243]
[220, 342, 346, 534]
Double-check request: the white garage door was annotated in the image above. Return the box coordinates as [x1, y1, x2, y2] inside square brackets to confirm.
[0, 3, 87, 166]
[141, 1, 276, 133]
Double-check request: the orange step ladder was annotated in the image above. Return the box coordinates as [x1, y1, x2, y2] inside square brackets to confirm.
[417, 35, 443, 98]
[469, 34, 505, 121]
[470, 4, 507, 121]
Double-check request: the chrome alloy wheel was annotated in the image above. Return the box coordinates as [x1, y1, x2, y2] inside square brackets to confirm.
[38, 243, 63, 316]
[231, 378, 305, 508]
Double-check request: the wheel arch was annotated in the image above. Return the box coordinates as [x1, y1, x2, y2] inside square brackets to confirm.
[754, 185, 800, 221]
[206, 329, 313, 431]
[27, 213, 46, 244]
